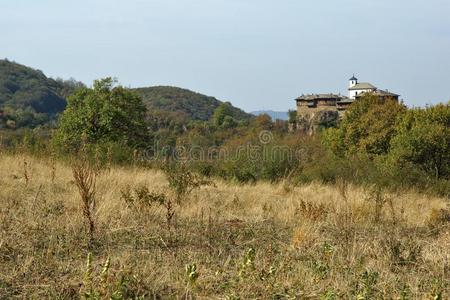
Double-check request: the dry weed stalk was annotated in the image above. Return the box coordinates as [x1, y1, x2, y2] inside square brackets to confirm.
[50, 153, 57, 184]
[72, 157, 98, 249]
[367, 185, 388, 223]
[23, 159, 29, 185]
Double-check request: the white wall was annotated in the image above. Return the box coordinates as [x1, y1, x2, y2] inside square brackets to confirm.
[349, 89, 374, 99]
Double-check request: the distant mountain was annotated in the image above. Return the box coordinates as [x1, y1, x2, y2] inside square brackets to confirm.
[134, 86, 252, 122]
[251, 110, 289, 121]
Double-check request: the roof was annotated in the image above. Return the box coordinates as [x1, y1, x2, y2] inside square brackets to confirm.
[355, 89, 400, 98]
[348, 82, 377, 91]
[349, 75, 358, 81]
[296, 93, 343, 101]
[337, 97, 355, 104]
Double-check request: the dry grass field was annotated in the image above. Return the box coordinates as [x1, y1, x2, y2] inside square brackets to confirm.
[0, 154, 449, 299]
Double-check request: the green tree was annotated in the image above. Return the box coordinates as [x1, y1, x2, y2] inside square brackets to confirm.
[212, 102, 234, 127]
[323, 94, 406, 157]
[54, 78, 149, 151]
[389, 103, 450, 179]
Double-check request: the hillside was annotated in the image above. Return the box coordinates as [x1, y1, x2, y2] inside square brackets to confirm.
[134, 86, 251, 122]
[0, 59, 86, 128]
[0, 60, 252, 128]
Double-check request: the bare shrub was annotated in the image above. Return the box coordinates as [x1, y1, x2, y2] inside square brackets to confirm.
[163, 163, 214, 203]
[120, 185, 174, 229]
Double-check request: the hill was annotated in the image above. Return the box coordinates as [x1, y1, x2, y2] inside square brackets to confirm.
[134, 86, 251, 122]
[0, 60, 251, 128]
[0, 59, 84, 128]
[251, 110, 289, 121]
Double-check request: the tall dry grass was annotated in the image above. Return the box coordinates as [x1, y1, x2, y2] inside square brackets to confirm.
[0, 154, 448, 299]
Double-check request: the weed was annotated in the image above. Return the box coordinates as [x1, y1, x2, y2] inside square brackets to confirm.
[72, 155, 98, 249]
[353, 270, 379, 300]
[185, 264, 200, 286]
[366, 185, 388, 223]
[239, 248, 256, 279]
[384, 236, 422, 268]
[164, 163, 214, 203]
[81, 253, 147, 299]
[23, 159, 29, 185]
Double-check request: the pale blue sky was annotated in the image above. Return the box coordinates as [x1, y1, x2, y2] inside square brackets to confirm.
[1, 0, 449, 111]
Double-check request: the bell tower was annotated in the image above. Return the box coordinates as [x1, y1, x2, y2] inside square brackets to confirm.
[349, 74, 358, 88]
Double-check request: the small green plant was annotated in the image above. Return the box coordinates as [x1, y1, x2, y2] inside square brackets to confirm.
[239, 247, 256, 279]
[398, 283, 411, 300]
[185, 264, 200, 286]
[81, 253, 146, 300]
[354, 270, 379, 300]
[321, 289, 336, 300]
[309, 260, 330, 280]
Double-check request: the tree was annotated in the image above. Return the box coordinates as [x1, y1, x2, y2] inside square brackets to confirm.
[212, 102, 234, 127]
[54, 78, 149, 151]
[322, 94, 407, 157]
[389, 103, 450, 179]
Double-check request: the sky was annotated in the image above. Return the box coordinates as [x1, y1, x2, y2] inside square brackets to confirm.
[1, 0, 450, 111]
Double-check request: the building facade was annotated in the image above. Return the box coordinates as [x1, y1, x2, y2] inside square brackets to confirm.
[294, 76, 400, 134]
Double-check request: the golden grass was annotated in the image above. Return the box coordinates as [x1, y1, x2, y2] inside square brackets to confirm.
[0, 154, 448, 299]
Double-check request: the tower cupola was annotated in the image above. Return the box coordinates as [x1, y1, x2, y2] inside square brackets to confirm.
[349, 75, 358, 88]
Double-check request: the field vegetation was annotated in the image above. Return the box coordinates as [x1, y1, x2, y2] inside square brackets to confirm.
[0, 154, 448, 299]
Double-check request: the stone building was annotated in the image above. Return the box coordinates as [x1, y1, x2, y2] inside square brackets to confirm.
[294, 76, 399, 134]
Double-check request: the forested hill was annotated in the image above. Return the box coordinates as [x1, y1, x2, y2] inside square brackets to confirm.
[0, 59, 251, 129]
[0, 59, 83, 128]
[133, 86, 251, 122]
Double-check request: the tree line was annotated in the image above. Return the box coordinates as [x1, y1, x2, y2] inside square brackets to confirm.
[3, 77, 450, 196]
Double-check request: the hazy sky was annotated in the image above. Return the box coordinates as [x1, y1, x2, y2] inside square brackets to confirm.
[2, 0, 449, 111]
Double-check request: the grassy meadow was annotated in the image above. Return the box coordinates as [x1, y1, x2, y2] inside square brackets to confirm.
[0, 154, 449, 299]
